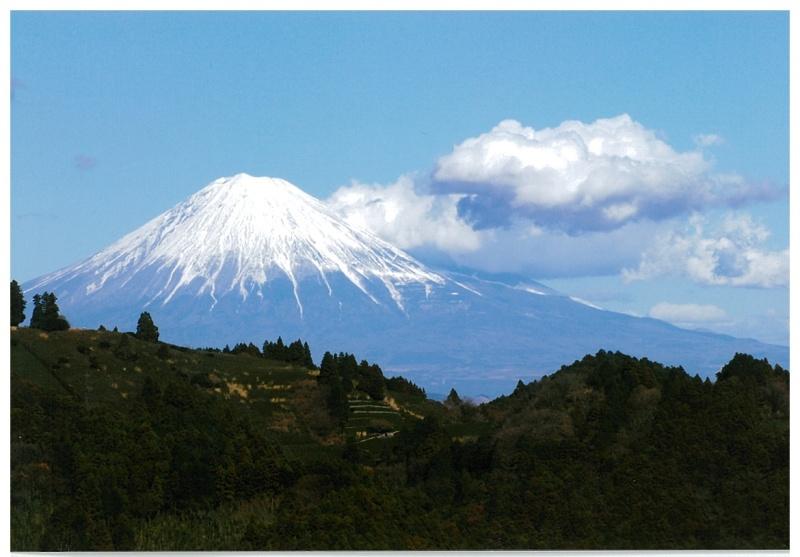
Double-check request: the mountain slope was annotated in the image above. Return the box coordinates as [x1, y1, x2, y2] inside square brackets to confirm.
[23, 173, 788, 396]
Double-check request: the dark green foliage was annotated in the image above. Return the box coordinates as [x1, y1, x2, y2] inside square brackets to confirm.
[339, 354, 357, 388]
[29, 294, 43, 328]
[315, 352, 349, 426]
[386, 376, 426, 399]
[317, 351, 384, 400]
[12, 337, 294, 551]
[113, 334, 137, 362]
[716, 352, 774, 384]
[445, 388, 462, 407]
[135, 312, 159, 343]
[156, 344, 171, 360]
[357, 360, 385, 400]
[263, 337, 314, 367]
[325, 380, 349, 428]
[231, 342, 261, 357]
[11, 280, 26, 326]
[10, 330, 789, 551]
[318, 352, 337, 386]
[29, 292, 69, 331]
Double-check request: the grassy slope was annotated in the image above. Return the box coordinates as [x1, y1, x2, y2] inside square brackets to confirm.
[10, 326, 457, 448]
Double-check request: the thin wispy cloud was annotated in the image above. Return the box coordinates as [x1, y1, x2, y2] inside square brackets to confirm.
[16, 212, 59, 220]
[693, 133, 724, 147]
[74, 154, 97, 171]
[11, 77, 24, 100]
[649, 302, 728, 324]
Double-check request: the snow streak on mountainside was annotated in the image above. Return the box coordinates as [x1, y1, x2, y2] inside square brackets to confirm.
[24, 173, 789, 397]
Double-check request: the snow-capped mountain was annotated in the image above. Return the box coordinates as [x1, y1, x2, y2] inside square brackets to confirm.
[24, 174, 788, 397]
[29, 173, 448, 314]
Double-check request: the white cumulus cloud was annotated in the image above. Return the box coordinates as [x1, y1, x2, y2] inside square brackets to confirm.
[433, 115, 774, 232]
[649, 302, 728, 324]
[623, 213, 788, 288]
[327, 175, 483, 254]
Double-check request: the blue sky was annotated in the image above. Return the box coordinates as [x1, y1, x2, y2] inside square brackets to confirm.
[11, 11, 789, 344]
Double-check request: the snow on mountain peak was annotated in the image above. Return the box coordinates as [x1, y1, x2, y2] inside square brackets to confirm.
[29, 174, 446, 315]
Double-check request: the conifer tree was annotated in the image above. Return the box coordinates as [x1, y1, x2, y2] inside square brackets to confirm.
[29, 294, 43, 329]
[319, 352, 337, 385]
[359, 365, 385, 400]
[10, 280, 26, 326]
[42, 293, 60, 329]
[288, 340, 304, 363]
[303, 341, 314, 368]
[135, 312, 159, 342]
[262, 339, 274, 359]
[445, 388, 462, 407]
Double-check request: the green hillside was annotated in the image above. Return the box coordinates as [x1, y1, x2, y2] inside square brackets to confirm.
[10, 326, 789, 550]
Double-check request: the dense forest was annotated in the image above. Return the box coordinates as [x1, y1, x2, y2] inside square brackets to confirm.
[10, 318, 789, 549]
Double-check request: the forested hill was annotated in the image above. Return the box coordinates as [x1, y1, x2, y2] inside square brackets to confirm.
[10, 327, 788, 550]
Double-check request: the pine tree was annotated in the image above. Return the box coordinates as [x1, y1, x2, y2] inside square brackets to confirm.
[319, 352, 337, 385]
[135, 312, 159, 342]
[445, 388, 462, 407]
[288, 340, 304, 364]
[29, 294, 43, 329]
[359, 365, 385, 400]
[42, 293, 60, 330]
[262, 339, 274, 359]
[303, 342, 314, 368]
[10, 280, 26, 326]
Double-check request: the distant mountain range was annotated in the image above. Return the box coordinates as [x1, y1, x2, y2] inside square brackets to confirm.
[24, 173, 788, 396]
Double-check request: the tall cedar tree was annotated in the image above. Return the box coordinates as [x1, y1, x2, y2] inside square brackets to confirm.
[29, 294, 42, 328]
[135, 312, 159, 342]
[10, 280, 25, 326]
[445, 388, 462, 407]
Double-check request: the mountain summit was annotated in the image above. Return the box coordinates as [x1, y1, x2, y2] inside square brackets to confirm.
[25, 174, 788, 396]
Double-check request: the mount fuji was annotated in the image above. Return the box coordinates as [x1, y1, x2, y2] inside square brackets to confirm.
[24, 173, 788, 396]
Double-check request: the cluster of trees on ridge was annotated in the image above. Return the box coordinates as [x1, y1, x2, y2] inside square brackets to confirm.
[215, 338, 315, 368]
[9, 280, 790, 550]
[11, 281, 70, 332]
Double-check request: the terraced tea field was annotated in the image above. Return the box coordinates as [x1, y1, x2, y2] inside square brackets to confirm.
[345, 398, 406, 442]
